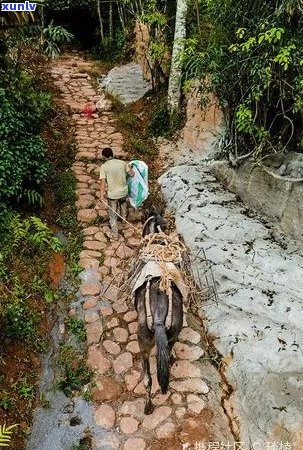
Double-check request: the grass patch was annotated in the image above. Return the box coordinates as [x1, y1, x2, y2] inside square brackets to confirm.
[57, 344, 93, 398]
[65, 317, 86, 343]
[63, 232, 84, 284]
[129, 136, 154, 157]
[112, 99, 158, 161]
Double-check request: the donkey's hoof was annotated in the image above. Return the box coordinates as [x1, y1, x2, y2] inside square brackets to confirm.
[144, 402, 154, 415]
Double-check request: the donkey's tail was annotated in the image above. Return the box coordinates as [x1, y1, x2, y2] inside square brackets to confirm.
[154, 322, 170, 394]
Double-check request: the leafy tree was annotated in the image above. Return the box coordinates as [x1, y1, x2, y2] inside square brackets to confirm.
[181, 0, 303, 160]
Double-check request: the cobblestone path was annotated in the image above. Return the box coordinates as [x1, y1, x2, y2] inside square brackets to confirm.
[51, 53, 232, 450]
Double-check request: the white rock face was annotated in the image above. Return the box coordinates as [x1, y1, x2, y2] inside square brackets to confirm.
[160, 151, 303, 448]
[99, 64, 151, 104]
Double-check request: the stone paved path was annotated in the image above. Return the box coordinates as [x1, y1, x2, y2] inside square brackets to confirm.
[51, 53, 232, 450]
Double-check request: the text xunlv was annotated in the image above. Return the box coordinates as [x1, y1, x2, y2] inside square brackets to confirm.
[1, 2, 37, 12]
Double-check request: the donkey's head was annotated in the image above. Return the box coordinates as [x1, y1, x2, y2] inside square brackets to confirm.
[142, 206, 167, 237]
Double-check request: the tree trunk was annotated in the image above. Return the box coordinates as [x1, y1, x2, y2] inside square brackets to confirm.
[109, 1, 113, 39]
[117, 2, 125, 31]
[96, 0, 104, 42]
[167, 0, 188, 115]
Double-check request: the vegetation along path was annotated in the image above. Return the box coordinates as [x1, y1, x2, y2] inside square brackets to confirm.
[29, 52, 235, 450]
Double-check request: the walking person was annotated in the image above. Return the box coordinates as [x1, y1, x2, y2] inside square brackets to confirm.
[99, 147, 134, 239]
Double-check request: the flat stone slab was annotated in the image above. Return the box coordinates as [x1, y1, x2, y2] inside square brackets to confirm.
[94, 404, 116, 428]
[141, 406, 172, 431]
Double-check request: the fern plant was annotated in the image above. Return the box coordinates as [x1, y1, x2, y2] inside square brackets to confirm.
[18, 189, 44, 208]
[1, 213, 63, 260]
[0, 424, 18, 447]
[28, 216, 63, 252]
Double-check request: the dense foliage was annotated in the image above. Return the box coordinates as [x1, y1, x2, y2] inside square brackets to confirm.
[0, 43, 51, 211]
[183, 0, 303, 158]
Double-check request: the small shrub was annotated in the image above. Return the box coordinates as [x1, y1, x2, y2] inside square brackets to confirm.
[30, 276, 58, 304]
[55, 169, 76, 206]
[64, 233, 84, 283]
[129, 136, 154, 156]
[0, 80, 50, 209]
[0, 394, 14, 411]
[116, 110, 139, 130]
[57, 344, 93, 397]
[14, 378, 35, 402]
[58, 363, 93, 397]
[56, 205, 78, 231]
[92, 29, 131, 63]
[148, 100, 170, 137]
[71, 437, 92, 450]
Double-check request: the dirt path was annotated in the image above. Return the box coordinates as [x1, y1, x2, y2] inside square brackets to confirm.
[50, 52, 233, 450]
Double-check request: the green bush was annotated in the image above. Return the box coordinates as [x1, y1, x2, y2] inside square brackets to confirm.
[92, 29, 132, 63]
[0, 213, 62, 257]
[57, 344, 93, 397]
[3, 300, 38, 342]
[0, 213, 63, 346]
[148, 101, 170, 137]
[56, 205, 78, 231]
[65, 317, 86, 342]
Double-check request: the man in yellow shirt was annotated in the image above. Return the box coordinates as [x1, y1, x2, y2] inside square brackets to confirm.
[99, 147, 134, 239]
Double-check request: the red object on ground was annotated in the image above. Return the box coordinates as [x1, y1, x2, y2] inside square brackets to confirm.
[83, 103, 93, 118]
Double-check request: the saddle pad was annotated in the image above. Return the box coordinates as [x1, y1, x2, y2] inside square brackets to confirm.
[132, 260, 188, 301]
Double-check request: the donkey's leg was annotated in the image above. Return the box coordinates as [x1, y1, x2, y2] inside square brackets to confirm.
[135, 285, 155, 414]
[138, 322, 154, 414]
[167, 286, 184, 362]
[141, 341, 154, 414]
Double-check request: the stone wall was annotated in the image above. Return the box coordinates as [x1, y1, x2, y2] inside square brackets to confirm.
[210, 160, 303, 241]
[178, 86, 303, 242]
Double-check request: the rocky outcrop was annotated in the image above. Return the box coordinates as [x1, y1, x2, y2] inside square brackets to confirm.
[99, 63, 151, 105]
[159, 149, 303, 449]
